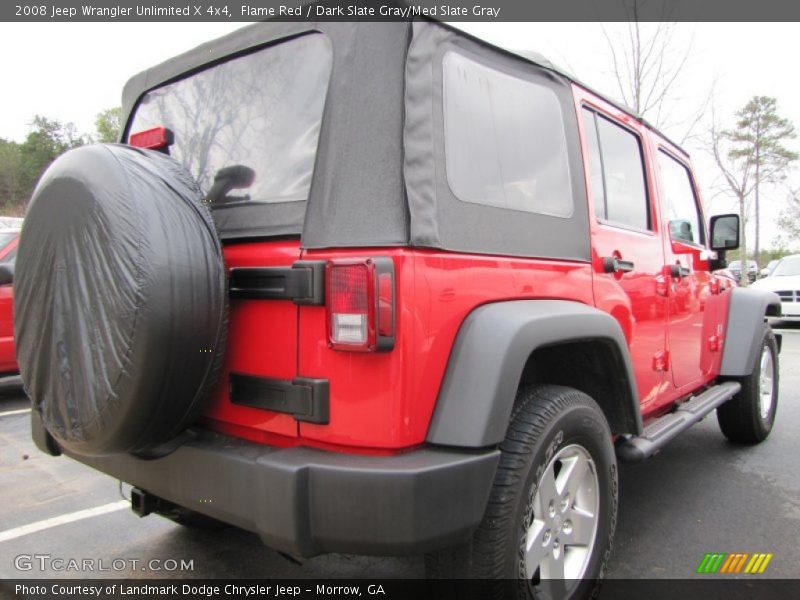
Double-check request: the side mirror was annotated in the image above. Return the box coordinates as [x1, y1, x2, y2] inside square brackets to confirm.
[206, 165, 256, 206]
[709, 214, 740, 251]
[0, 263, 13, 286]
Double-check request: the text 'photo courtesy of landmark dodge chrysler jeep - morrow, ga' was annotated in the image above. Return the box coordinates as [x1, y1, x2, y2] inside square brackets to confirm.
[16, 19, 781, 599]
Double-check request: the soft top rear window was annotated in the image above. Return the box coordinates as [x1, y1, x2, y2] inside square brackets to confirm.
[128, 33, 333, 210]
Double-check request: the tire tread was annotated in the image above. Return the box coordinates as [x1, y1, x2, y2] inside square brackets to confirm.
[427, 384, 615, 600]
[717, 325, 779, 444]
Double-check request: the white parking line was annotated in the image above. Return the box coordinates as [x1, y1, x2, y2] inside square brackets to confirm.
[0, 408, 30, 417]
[0, 500, 129, 543]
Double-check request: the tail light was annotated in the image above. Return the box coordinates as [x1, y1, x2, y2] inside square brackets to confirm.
[326, 258, 395, 352]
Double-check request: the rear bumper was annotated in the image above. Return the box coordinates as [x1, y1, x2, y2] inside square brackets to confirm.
[32, 412, 499, 558]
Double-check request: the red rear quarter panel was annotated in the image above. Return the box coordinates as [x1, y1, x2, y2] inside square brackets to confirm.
[297, 249, 593, 450]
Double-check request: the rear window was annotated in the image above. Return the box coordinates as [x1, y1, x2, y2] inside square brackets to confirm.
[442, 52, 573, 218]
[128, 33, 333, 208]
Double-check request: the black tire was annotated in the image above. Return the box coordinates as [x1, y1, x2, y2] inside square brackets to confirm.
[15, 144, 227, 457]
[427, 385, 617, 600]
[717, 325, 779, 444]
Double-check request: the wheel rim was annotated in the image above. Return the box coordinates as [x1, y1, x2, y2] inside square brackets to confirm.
[523, 444, 600, 583]
[758, 346, 775, 421]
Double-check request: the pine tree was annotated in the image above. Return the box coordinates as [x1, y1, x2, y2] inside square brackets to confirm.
[726, 97, 797, 265]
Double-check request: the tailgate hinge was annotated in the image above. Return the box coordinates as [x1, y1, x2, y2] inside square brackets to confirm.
[228, 261, 325, 305]
[230, 373, 329, 424]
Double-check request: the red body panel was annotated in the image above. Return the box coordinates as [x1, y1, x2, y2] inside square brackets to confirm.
[299, 249, 593, 449]
[203, 240, 302, 439]
[0, 233, 19, 374]
[0, 285, 15, 374]
[204, 244, 593, 451]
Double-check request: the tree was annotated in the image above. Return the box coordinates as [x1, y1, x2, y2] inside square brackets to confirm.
[709, 114, 754, 286]
[20, 115, 87, 190]
[94, 107, 122, 143]
[726, 97, 797, 263]
[0, 139, 25, 209]
[709, 98, 797, 286]
[0, 115, 90, 215]
[601, 7, 710, 143]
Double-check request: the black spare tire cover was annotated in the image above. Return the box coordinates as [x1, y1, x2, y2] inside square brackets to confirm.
[15, 144, 227, 457]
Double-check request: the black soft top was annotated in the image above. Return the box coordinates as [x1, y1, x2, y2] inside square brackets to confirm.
[121, 20, 677, 260]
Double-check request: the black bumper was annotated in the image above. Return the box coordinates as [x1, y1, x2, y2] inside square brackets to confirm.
[32, 412, 499, 558]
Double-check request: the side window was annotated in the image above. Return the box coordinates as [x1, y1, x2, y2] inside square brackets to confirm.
[581, 110, 606, 221]
[443, 52, 573, 217]
[581, 108, 650, 231]
[658, 150, 703, 245]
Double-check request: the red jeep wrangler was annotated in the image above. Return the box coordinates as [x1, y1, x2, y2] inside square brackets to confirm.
[18, 21, 781, 597]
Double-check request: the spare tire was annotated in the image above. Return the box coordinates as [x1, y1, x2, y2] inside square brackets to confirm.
[15, 144, 227, 457]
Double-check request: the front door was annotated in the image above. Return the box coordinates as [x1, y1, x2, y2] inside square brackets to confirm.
[655, 147, 715, 393]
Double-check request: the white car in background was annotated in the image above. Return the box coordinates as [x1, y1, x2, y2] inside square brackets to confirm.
[0, 217, 23, 229]
[760, 259, 779, 278]
[751, 254, 800, 319]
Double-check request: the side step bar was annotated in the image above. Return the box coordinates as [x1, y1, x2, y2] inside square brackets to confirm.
[617, 381, 741, 463]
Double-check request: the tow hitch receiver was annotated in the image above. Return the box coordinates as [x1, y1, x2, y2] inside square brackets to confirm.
[130, 487, 160, 518]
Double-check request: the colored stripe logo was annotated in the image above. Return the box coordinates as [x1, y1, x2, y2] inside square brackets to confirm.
[697, 552, 773, 574]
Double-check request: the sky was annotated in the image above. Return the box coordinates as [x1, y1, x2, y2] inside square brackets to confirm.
[1, 21, 798, 249]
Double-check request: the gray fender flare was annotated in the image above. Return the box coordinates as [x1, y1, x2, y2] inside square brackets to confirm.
[719, 288, 781, 377]
[426, 300, 641, 448]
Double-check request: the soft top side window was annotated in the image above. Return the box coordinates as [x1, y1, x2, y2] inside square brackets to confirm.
[442, 51, 574, 218]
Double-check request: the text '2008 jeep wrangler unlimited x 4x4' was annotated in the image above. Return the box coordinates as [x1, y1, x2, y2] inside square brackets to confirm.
[17, 20, 781, 598]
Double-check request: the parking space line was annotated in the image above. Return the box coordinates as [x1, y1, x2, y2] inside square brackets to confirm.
[0, 500, 129, 543]
[0, 408, 30, 417]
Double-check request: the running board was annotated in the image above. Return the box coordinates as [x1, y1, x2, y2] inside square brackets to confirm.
[616, 381, 742, 463]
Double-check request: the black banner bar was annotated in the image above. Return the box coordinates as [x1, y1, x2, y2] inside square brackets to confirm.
[2, 579, 799, 600]
[4, 0, 800, 22]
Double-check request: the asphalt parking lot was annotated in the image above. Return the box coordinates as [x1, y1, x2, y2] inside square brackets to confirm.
[1, 322, 798, 582]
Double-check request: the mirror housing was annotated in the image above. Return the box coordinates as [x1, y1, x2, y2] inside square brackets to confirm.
[709, 214, 740, 252]
[0, 263, 14, 286]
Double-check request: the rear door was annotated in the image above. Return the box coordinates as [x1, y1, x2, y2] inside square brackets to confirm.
[576, 92, 668, 414]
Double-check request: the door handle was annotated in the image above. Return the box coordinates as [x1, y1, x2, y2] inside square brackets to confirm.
[603, 257, 635, 274]
[669, 264, 691, 278]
